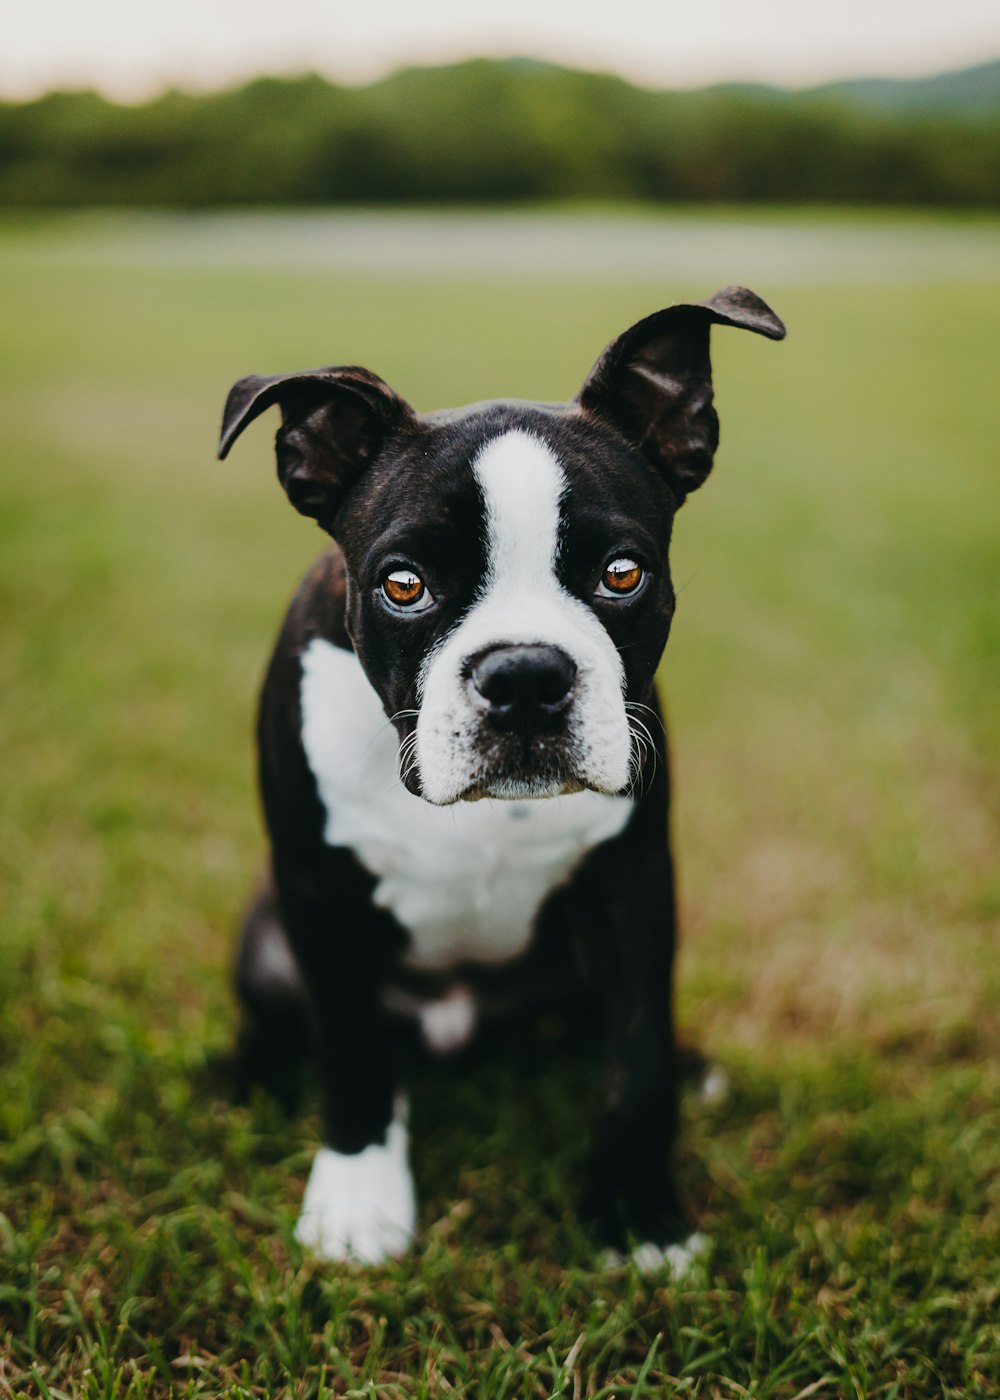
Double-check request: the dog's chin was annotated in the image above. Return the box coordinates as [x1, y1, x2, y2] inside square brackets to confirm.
[414, 770, 618, 806]
[395, 724, 633, 806]
[465, 774, 587, 803]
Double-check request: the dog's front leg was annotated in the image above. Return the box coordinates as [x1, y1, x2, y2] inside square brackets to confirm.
[273, 851, 416, 1265]
[577, 842, 702, 1273]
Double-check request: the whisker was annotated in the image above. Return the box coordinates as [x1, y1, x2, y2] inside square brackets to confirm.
[625, 699, 666, 739]
[625, 712, 658, 798]
[386, 733, 422, 797]
[395, 730, 419, 785]
[361, 707, 421, 760]
[629, 717, 656, 757]
[674, 566, 702, 597]
[623, 721, 645, 798]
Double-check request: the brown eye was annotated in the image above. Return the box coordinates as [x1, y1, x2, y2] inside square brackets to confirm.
[598, 557, 644, 597]
[381, 569, 432, 611]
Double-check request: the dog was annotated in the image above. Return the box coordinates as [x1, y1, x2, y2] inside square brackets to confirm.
[218, 286, 785, 1269]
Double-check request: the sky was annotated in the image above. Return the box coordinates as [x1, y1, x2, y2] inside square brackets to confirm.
[3, 0, 999, 101]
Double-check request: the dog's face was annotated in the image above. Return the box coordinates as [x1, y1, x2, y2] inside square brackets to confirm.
[333, 405, 676, 804]
[220, 287, 784, 804]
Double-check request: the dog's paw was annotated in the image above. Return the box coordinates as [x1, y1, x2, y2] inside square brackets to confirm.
[294, 1118, 416, 1265]
[601, 1231, 709, 1278]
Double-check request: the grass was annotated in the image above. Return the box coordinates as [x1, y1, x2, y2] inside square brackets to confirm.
[1, 211, 998, 1397]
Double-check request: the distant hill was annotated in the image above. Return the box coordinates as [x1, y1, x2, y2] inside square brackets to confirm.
[696, 56, 1000, 114]
[1, 55, 998, 208]
[813, 57, 1000, 114]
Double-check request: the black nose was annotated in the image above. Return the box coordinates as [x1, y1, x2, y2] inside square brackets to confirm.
[468, 644, 577, 731]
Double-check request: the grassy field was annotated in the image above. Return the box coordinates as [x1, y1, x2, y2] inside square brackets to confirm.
[1, 211, 998, 1397]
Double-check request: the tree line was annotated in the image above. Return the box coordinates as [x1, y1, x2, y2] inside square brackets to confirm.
[1, 59, 997, 207]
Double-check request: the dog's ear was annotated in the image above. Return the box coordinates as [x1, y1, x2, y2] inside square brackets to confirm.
[578, 286, 785, 503]
[218, 366, 414, 524]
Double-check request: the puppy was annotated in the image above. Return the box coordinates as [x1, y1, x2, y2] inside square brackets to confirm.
[218, 287, 785, 1268]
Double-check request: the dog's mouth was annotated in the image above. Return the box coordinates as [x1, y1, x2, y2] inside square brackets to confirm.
[396, 721, 594, 804]
[460, 771, 587, 803]
[471, 730, 579, 796]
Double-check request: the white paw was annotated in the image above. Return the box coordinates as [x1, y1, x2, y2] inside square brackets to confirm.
[601, 1231, 710, 1278]
[294, 1114, 416, 1264]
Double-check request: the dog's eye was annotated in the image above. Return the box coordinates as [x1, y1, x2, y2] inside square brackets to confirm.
[597, 558, 644, 597]
[381, 569, 433, 612]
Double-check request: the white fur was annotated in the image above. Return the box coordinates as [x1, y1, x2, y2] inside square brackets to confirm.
[415, 430, 633, 806]
[294, 1109, 416, 1264]
[380, 981, 479, 1053]
[253, 921, 303, 994]
[418, 984, 478, 1053]
[602, 1231, 709, 1278]
[299, 638, 632, 971]
[699, 1065, 730, 1108]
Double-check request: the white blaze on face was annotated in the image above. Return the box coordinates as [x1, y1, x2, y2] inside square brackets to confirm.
[415, 429, 632, 806]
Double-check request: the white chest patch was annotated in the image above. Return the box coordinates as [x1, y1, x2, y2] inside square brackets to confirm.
[299, 638, 632, 971]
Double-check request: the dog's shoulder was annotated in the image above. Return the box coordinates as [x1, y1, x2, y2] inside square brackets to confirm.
[256, 546, 355, 840]
[278, 544, 352, 658]
[258, 542, 350, 743]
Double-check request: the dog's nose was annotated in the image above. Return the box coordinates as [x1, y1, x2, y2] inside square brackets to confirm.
[468, 644, 577, 730]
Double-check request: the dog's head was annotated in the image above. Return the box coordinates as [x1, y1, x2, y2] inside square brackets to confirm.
[220, 287, 784, 805]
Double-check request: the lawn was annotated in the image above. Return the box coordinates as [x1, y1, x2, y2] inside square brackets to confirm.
[1, 211, 998, 1397]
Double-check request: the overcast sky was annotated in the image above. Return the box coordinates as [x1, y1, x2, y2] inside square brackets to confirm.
[4, 0, 999, 100]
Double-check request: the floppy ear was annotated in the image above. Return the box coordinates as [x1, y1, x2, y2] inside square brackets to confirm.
[218, 365, 414, 525]
[577, 286, 785, 504]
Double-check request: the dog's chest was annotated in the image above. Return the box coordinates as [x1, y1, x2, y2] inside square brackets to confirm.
[299, 639, 632, 971]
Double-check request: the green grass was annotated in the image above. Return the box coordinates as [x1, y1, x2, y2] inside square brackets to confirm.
[1, 213, 998, 1397]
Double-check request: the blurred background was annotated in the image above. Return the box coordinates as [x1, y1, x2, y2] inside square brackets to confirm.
[1, 1, 998, 1390]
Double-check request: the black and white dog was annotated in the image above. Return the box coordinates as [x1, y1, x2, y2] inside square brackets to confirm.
[218, 287, 784, 1269]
